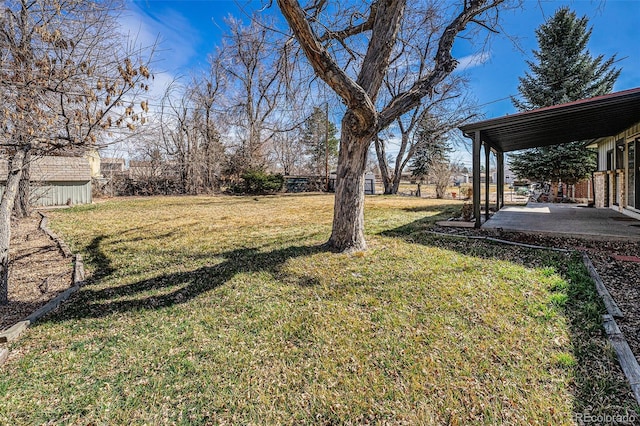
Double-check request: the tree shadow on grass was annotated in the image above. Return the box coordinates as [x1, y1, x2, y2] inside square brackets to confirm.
[381, 218, 639, 420]
[380, 205, 462, 238]
[44, 237, 328, 322]
[399, 203, 462, 214]
[83, 235, 116, 281]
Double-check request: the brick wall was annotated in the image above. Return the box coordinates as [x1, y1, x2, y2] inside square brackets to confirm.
[573, 179, 592, 201]
[618, 170, 625, 210]
[594, 172, 606, 208]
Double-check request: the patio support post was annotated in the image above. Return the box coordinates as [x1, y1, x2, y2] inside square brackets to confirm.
[484, 142, 490, 221]
[473, 131, 481, 228]
[497, 150, 504, 210]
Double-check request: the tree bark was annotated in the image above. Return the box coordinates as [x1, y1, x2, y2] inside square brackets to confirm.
[0, 148, 28, 305]
[327, 117, 370, 252]
[13, 150, 31, 218]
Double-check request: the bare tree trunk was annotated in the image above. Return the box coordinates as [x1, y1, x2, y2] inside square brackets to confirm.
[391, 173, 402, 194]
[374, 137, 394, 195]
[328, 127, 370, 252]
[277, 0, 506, 251]
[0, 148, 28, 305]
[13, 150, 31, 218]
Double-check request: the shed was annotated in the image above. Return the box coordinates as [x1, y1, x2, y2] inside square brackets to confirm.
[0, 156, 92, 206]
[328, 173, 376, 195]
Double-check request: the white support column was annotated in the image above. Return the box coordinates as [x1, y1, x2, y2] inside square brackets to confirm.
[484, 142, 490, 222]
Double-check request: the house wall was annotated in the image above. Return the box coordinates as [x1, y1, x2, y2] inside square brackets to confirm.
[597, 122, 640, 170]
[597, 138, 616, 171]
[595, 120, 640, 213]
[100, 158, 126, 175]
[85, 150, 101, 178]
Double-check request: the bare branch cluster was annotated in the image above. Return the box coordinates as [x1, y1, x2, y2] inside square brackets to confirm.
[0, 0, 153, 156]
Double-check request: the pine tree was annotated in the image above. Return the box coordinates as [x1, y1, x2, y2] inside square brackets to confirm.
[301, 107, 339, 175]
[410, 113, 452, 181]
[509, 7, 620, 187]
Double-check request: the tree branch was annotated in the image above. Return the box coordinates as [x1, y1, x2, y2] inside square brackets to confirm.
[378, 0, 505, 130]
[318, 2, 378, 42]
[276, 0, 376, 132]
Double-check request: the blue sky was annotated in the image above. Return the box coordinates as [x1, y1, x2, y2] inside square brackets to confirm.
[124, 1, 640, 165]
[126, 0, 640, 117]
[455, 0, 640, 118]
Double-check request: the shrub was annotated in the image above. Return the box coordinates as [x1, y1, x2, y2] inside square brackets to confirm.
[459, 184, 472, 200]
[230, 169, 284, 194]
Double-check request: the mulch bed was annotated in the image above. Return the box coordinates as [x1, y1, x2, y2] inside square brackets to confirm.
[0, 214, 73, 331]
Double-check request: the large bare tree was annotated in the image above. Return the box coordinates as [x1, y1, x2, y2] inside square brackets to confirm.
[156, 78, 225, 194]
[0, 0, 151, 304]
[217, 15, 289, 176]
[276, 0, 514, 252]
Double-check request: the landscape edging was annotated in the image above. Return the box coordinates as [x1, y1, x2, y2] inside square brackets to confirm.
[603, 315, 640, 403]
[38, 212, 73, 257]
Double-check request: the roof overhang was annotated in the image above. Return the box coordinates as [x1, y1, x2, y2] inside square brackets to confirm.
[459, 87, 640, 152]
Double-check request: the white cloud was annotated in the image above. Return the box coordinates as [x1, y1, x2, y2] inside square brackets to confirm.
[118, 4, 207, 116]
[456, 51, 491, 71]
[121, 3, 201, 74]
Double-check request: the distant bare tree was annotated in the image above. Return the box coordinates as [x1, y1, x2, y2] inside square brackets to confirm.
[154, 72, 225, 194]
[218, 15, 288, 175]
[191, 66, 226, 191]
[159, 83, 200, 193]
[375, 76, 476, 194]
[430, 160, 454, 199]
[271, 130, 304, 175]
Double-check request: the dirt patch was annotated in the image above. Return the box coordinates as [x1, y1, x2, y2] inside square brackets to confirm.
[0, 214, 73, 331]
[588, 250, 640, 366]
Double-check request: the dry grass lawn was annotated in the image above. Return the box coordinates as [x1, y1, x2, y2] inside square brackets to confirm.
[0, 194, 636, 424]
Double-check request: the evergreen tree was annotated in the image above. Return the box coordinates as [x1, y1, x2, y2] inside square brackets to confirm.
[410, 114, 452, 181]
[301, 107, 339, 175]
[509, 7, 620, 187]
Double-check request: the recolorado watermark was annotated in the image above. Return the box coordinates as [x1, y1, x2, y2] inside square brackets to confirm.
[573, 407, 637, 425]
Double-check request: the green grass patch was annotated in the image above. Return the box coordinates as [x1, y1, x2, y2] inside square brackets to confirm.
[0, 194, 635, 424]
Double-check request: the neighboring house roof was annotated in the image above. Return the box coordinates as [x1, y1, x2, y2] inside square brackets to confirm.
[0, 156, 91, 182]
[100, 158, 126, 174]
[459, 87, 640, 152]
[101, 158, 126, 164]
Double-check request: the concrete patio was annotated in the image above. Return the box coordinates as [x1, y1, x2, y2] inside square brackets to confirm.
[481, 203, 640, 241]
